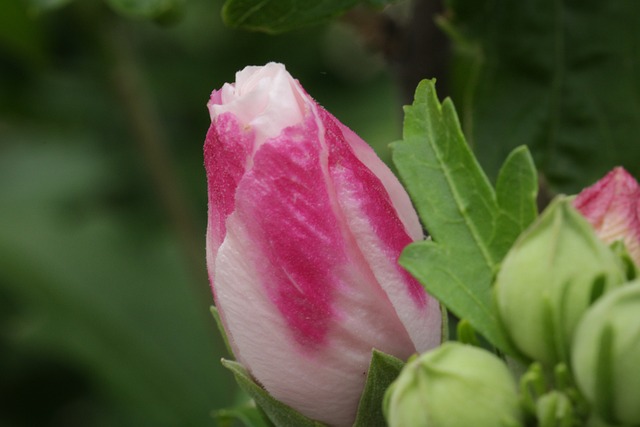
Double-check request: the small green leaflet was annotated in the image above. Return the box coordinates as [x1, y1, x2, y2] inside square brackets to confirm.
[391, 79, 537, 356]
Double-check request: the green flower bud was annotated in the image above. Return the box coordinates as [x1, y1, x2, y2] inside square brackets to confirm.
[536, 391, 574, 427]
[383, 342, 523, 427]
[494, 199, 626, 367]
[571, 280, 640, 426]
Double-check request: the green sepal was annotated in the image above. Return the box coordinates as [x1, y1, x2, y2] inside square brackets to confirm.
[456, 319, 480, 347]
[214, 403, 274, 427]
[593, 324, 615, 423]
[440, 302, 449, 343]
[609, 240, 639, 281]
[353, 349, 405, 427]
[211, 305, 234, 358]
[221, 359, 326, 427]
[536, 391, 575, 427]
[519, 362, 547, 416]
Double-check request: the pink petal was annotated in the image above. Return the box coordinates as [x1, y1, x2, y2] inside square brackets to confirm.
[233, 115, 342, 349]
[204, 112, 255, 288]
[574, 167, 640, 266]
[336, 121, 424, 241]
[214, 113, 421, 426]
[205, 63, 443, 426]
[320, 107, 441, 352]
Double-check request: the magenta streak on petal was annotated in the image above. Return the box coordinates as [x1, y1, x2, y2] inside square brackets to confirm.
[204, 112, 254, 282]
[319, 108, 427, 308]
[233, 114, 346, 350]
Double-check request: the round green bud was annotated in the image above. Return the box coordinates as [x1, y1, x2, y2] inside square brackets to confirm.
[494, 199, 626, 367]
[383, 342, 523, 427]
[571, 280, 640, 426]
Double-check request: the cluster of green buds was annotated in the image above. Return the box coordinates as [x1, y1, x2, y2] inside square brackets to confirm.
[572, 281, 640, 426]
[383, 167, 640, 427]
[494, 199, 627, 367]
[492, 184, 640, 425]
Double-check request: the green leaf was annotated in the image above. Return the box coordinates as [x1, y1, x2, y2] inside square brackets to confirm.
[353, 350, 404, 427]
[495, 145, 538, 255]
[593, 324, 615, 422]
[391, 79, 534, 356]
[221, 0, 359, 34]
[105, 0, 181, 19]
[221, 359, 326, 427]
[609, 240, 639, 282]
[214, 404, 274, 427]
[446, 0, 640, 193]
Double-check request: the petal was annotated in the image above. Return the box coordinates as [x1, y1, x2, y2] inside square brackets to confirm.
[233, 115, 342, 349]
[208, 63, 308, 146]
[574, 167, 640, 265]
[215, 113, 419, 426]
[335, 118, 424, 241]
[320, 108, 441, 353]
[204, 113, 255, 288]
[574, 167, 632, 227]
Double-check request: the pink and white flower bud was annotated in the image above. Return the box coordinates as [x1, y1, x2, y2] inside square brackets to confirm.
[573, 167, 640, 266]
[204, 63, 441, 426]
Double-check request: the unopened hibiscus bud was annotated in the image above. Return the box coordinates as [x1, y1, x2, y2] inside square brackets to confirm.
[573, 167, 640, 267]
[572, 281, 640, 426]
[204, 63, 441, 426]
[494, 199, 626, 367]
[383, 342, 523, 427]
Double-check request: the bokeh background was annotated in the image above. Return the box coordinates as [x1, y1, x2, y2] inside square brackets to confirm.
[0, 1, 402, 426]
[3, 0, 640, 425]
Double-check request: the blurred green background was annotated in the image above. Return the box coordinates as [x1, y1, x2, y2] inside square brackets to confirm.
[3, 0, 640, 425]
[0, 1, 401, 426]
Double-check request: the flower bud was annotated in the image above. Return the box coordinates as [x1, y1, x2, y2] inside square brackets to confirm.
[573, 167, 640, 267]
[571, 280, 640, 426]
[494, 199, 626, 367]
[384, 342, 523, 427]
[536, 391, 574, 427]
[204, 63, 441, 426]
